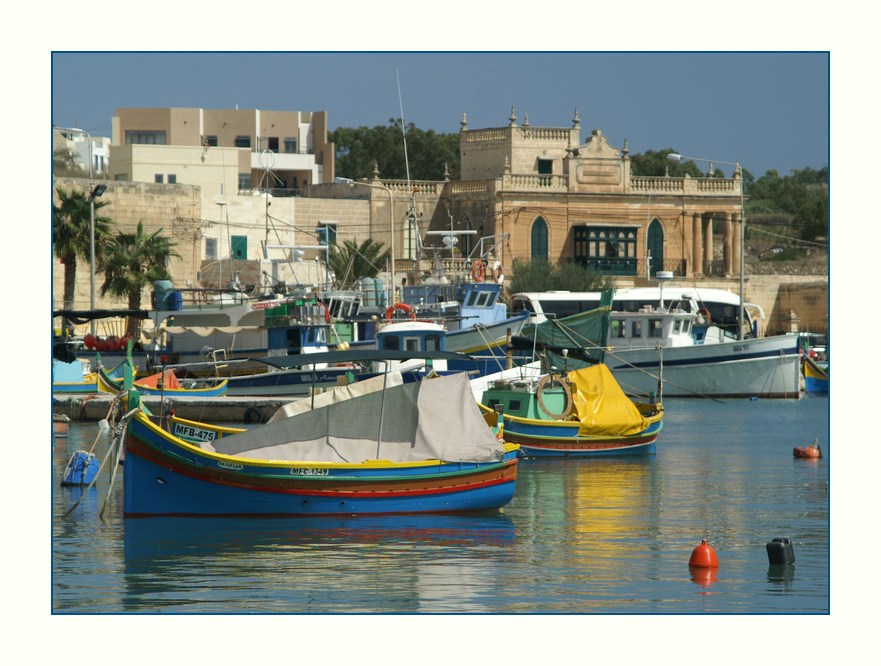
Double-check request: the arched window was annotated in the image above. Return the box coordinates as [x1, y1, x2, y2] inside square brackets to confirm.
[647, 218, 664, 276]
[531, 217, 548, 260]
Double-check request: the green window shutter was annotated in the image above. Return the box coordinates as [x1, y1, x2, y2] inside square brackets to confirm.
[531, 217, 548, 260]
[231, 235, 248, 260]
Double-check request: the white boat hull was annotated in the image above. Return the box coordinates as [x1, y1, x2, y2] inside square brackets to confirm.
[444, 314, 528, 354]
[604, 335, 801, 398]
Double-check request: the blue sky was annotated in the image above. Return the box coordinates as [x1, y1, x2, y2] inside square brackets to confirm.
[51, 52, 828, 179]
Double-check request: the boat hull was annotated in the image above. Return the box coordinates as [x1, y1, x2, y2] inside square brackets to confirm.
[123, 414, 519, 517]
[501, 418, 662, 457]
[605, 335, 801, 398]
[803, 359, 828, 393]
[223, 366, 357, 397]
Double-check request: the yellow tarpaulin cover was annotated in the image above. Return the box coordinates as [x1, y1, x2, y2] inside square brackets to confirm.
[567, 364, 649, 436]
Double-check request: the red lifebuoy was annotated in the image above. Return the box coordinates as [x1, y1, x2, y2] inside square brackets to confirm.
[697, 308, 711, 323]
[385, 302, 415, 321]
[472, 260, 485, 282]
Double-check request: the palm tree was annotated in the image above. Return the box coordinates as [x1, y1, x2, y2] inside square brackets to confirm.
[99, 221, 181, 335]
[52, 186, 113, 319]
[328, 239, 391, 288]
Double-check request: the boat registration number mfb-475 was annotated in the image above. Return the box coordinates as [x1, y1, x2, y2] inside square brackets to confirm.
[172, 423, 218, 442]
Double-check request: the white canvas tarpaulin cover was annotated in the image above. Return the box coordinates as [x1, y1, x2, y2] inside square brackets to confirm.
[267, 372, 405, 423]
[142, 326, 257, 339]
[206, 372, 504, 464]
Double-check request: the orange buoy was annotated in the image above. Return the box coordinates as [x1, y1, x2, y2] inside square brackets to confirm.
[793, 439, 822, 458]
[688, 539, 719, 568]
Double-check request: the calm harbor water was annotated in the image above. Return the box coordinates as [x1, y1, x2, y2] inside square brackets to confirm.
[52, 395, 829, 614]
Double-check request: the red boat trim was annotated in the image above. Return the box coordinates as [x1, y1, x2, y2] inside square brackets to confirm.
[126, 445, 517, 498]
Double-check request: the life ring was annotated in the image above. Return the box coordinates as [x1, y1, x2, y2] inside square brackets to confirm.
[697, 308, 711, 323]
[491, 261, 503, 282]
[472, 260, 485, 282]
[385, 302, 415, 321]
[536, 374, 574, 421]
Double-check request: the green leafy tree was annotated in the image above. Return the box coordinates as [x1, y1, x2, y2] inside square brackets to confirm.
[330, 120, 460, 181]
[53, 186, 114, 316]
[53, 149, 87, 177]
[629, 149, 703, 178]
[508, 259, 614, 295]
[745, 167, 828, 243]
[99, 221, 180, 335]
[328, 239, 392, 288]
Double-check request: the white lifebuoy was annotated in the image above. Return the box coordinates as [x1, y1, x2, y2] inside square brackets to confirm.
[492, 261, 503, 282]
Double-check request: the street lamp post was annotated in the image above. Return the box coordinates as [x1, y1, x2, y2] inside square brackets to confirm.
[351, 180, 395, 305]
[79, 130, 108, 337]
[667, 153, 746, 340]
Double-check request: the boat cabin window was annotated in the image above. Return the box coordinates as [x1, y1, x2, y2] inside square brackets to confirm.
[631, 320, 643, 338]
[382, 336, 399, 350]
[403, 336, 421, 352]
[314, 328, 327, 344]
[508, 400, 522, 412]
[673, 319, 682, 334]
[486, 293, 497, 307]
[425, 334, 441, 351]
[650, 319, 663, 338]
[466, 291, 479, 306]
[476, 291, 490, 307]
[611, 320, 626, 338]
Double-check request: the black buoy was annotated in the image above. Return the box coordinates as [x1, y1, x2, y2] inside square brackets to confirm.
[766, 537, 796, 565]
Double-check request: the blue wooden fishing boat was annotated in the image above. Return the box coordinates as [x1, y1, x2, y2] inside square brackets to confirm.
[803, 356, 828, 393]
[98, 366, 228, 397]
[121, 368, 519, 517]
[53, 358, 131, 394]
[479, 363, 663, 457]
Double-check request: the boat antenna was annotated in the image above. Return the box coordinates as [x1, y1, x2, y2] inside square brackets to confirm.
[397, 69, 424, 266]
[397, 68, 412, 200]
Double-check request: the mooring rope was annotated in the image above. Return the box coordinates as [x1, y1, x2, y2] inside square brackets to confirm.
[99, 407, 139, 519]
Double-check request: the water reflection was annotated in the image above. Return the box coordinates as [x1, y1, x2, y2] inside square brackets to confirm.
[689, 566, 718, 588]
[122, 513, 515, 613]
[766, 564, 796, 592]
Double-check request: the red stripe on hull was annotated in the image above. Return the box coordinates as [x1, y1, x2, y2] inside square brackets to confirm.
[126, 440, 518, 499]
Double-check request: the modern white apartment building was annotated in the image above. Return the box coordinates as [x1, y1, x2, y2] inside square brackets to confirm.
[107, 107, 335, 196]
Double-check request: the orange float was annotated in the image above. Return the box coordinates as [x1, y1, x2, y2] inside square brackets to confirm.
[688, 539, 719, 568]
[471, 260, 485, 282]
[793, 438, 822, 458]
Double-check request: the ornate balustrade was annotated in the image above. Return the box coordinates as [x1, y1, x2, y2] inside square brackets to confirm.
[696, 178, 739, 194]
[375, 179, 444, 196]
[630, 177, 685, 194]
[502, 173, 568, 191]
[516, 127, 572, 142]
[630, 175, 741, 197]
[461, 128, 509, 143]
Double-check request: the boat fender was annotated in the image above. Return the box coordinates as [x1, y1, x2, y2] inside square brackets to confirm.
[244, 406, 265, 424]
[536, 374, 574, 421]
[491, 261, 503, 282]
[472, 260, 485, 282]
